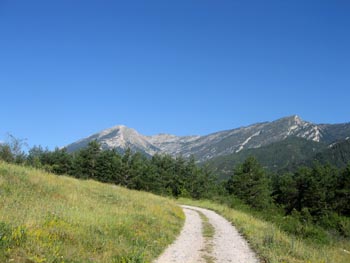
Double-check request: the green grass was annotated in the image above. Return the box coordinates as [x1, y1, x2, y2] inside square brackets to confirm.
[197, 211, 215, 263]
[0, 161, 184, 263]
[179, 198, 350, 263]
[198, 212, 215, 240]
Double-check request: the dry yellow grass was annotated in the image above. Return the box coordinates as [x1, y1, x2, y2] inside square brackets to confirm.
[0, 161, 184, 263]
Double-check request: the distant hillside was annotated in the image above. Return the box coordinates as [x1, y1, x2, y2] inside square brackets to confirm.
[65, 115, 350, 163]
[206, 137, 327, 179]
[318, 123, 350, 144]
[208, 137, 350, 179]
[305, 138, 350, 168]
[0, 162, 183, 262]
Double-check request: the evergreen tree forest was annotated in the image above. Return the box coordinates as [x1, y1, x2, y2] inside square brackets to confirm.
[1, 138, 350, 240]
[5, 141, 217, 199]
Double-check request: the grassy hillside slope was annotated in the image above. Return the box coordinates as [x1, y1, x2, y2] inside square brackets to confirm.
[0, 162, 184, 263]
[180, 198, 350, 263]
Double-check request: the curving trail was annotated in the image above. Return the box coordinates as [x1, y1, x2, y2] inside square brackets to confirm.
[154, 207, 204, 263]
[154, 205, 258, 263]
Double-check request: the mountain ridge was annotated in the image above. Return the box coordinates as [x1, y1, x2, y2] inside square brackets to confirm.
[65, 115, 350, 162]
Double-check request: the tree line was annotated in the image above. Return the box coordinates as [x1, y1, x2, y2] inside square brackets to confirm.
[225, 156, 350, 240]
[1, 140, 217, 199]
[226, 156, 350, 218]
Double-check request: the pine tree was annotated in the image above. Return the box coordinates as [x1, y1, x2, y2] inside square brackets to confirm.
[227, 157, 272, 209]
[336, 164, 350, 216]
[73, 141, 101, 179]
[50, 148, 73, 175]
[95, 149, 122, 183]
[120, 148, 132, 187]
[272, 172, 298, 214]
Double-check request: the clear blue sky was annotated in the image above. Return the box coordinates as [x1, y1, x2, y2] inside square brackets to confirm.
[1, 0, 349, 149]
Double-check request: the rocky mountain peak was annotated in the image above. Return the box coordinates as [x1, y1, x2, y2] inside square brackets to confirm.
[65, 116, 350, 161]
[275, 115, 304, 125]
[293, 115, 303, 124]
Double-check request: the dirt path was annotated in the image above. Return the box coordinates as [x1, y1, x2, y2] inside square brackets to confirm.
[154, 207, 204, 263]
[154, 205, 258, 263]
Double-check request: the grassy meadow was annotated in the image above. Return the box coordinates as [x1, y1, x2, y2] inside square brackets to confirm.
[0, 161, 184, 263]
[179, 198, 350, 263]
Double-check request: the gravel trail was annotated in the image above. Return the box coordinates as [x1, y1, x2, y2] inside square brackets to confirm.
[154, 207, 205, 263]
[154, 205, 258, 263]
[184, 205, 259, 263]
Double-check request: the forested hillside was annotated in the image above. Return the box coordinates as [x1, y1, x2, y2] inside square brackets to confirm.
[207, 137, 326, 178]
[9, 141, 217, 199]
[208, 137, 350, 179]
[308, 139, 350, 168]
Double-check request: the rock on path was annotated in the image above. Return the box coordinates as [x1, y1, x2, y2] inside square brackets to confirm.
[154, 205, 259, 263]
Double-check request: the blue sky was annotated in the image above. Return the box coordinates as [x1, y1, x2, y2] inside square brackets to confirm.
[1, 0, 349, 149]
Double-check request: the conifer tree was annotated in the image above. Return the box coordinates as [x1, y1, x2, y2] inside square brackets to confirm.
[336, 164, 350, 216]
[227, 157, 271, 209]
[73, 141, 101, 179]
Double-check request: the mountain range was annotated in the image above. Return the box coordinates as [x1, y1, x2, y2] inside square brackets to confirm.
[65, 115, 350, 165]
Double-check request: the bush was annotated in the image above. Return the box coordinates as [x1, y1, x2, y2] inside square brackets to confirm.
[338, 217, 350, 237]
[319, 212, 350, 238]
[278, 210, 330, 244]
